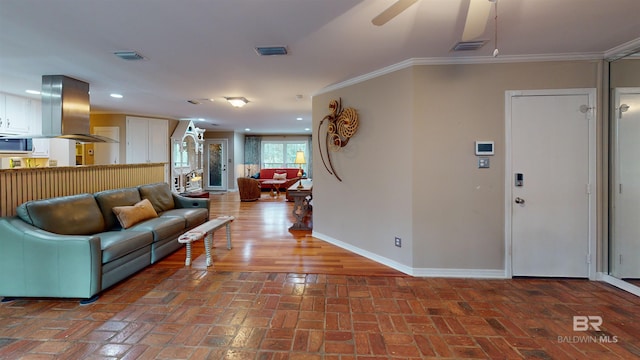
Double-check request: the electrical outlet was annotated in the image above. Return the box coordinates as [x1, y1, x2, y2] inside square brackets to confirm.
[394, 237, 402, 247]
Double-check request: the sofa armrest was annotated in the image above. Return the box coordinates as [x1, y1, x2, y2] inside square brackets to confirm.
[0, 217, 102, 299]
[173, 194, 210, 210]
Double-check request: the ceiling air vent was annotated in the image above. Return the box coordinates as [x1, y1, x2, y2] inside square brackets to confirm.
[114, 51, 145, 60]
[452, 40, 487, 51]
[255, 46, 288, 56]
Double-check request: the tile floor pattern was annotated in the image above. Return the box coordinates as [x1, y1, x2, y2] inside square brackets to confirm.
[1, 268, 640, 359]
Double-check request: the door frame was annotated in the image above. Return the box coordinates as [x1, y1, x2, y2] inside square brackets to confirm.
[612, 87, 640, 278]
[205, 138, 228, 191]
[504, 88, 597, 280]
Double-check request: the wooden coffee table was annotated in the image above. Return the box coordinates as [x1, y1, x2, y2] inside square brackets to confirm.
[261, 179, 287, 197]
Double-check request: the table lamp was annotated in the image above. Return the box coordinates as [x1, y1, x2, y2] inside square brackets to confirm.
[294, 150, 306, 188]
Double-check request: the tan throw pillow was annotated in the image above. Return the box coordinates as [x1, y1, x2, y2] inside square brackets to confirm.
[112, 199, 158, 229]
[273, 172, 287, 180]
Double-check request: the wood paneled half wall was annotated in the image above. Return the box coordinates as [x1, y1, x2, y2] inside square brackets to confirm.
[0, 163, 167, 217]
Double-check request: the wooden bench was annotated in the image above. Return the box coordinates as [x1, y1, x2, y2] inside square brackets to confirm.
[178, 216, 234, 266]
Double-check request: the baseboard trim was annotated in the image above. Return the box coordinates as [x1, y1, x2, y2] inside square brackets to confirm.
[598, 273, 640, 297]
[312, 231, 414, 275]
[412, 267, 507, 279]
[312, 231, 507, 279]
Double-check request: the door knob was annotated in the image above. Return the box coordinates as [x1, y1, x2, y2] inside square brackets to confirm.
[515, 197, 525, 204]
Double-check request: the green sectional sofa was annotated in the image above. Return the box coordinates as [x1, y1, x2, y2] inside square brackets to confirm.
[0, 182, 209, 303]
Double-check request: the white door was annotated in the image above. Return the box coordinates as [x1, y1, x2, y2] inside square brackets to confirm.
[506, 89, 595, 278]
[148, 119, 168, 163]
[206, 139, 227, 191]
[613, 87, 640, 279]
[126, 117, 149, 163]
[93, 127, 120, 165]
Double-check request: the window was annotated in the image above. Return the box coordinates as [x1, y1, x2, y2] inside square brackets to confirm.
[262, 140, 308, 173]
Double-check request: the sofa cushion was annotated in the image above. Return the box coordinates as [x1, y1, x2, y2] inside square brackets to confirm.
[97, 230, 153, 263]
[95, 187, 142, 230]
[127, 216, 185, 242]
[160, 208, 208, 228]
[16, 194, 106, 235]
[139, 183, 175, 213]
[259, 168, 299, 180]
[112, 199, 159, 229]
[273, 172, 287, 180]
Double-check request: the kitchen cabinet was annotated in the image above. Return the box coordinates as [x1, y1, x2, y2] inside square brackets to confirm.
[31, 138, 50, 158]
[125, 116, 168, 164]
[27, 98, 42, 135]
[0, 93, 30, 134]
[48, 138, 75, 166]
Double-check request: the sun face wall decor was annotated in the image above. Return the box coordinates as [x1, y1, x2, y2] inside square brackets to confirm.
[317, 98, 359, 182]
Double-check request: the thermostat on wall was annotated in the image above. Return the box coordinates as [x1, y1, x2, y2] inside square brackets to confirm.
[475, 141, 494, 155]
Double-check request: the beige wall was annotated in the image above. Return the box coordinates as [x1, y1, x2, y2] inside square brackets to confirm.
[610, 58, 640, 87]
[314, 60, 603, 273]
[313, 68, 415, 267]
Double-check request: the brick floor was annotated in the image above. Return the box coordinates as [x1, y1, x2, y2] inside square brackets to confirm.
[1, 268, 640, 359]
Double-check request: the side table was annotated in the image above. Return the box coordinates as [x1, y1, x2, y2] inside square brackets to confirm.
[287, 179, 312, 230]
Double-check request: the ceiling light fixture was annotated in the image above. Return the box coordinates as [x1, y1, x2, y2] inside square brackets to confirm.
[226, 97, 249, 108]
[296, 117, 303, 121]
[110, 93, 123, 98]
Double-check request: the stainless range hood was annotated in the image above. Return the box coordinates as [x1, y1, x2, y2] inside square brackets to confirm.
[41, 75, 116, 143]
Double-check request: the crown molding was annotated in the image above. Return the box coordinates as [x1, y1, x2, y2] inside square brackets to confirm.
[604, 37, 640, 61]
[315, 52, 604, 96]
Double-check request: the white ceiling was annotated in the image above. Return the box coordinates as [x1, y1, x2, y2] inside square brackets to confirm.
[1, 0, 639, 134]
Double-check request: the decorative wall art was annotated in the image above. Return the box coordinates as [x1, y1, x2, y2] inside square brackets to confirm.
[317, 98, 359, 182]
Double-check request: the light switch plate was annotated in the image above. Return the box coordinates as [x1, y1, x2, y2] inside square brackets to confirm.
[478, 157, 490, 168]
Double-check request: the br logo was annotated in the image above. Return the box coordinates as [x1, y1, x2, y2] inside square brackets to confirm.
[573, 316, 602, 331]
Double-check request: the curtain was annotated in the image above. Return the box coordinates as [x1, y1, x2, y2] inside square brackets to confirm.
[244, 135, 261, 177]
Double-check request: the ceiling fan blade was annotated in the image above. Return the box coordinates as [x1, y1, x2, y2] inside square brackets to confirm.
[461, 0, 492, 41]
[372, 0, 419, 26]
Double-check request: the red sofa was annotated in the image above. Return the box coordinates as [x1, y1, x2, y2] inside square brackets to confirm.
[257, 168, 301, 191]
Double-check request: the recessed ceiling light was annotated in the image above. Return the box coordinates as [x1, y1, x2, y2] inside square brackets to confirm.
[296, 117, 303, 121]
[305, 128, 311, 131]
[110, 93, 123, 98]
[25, 90, 40, 95]
[245, 128, 251, 132]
